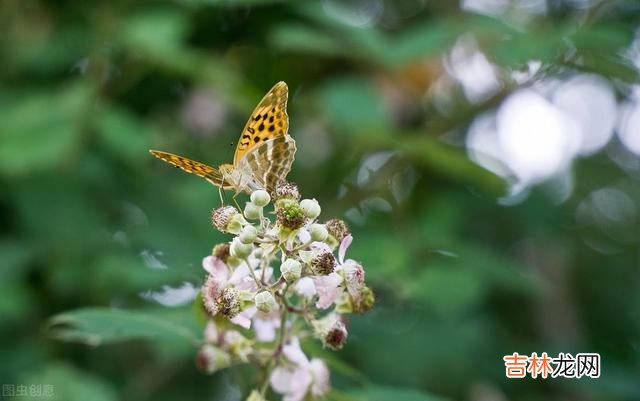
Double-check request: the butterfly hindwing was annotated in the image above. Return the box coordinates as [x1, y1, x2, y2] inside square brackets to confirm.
[234, 81, 289, 165]
[236, 136, 297, 194]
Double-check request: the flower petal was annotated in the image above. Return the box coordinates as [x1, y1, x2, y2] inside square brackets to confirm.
[309, 358, 330, 397]
[312, 273, 344, 309]
[295, 277, 316, 298]
[202, 255, 228, 279]
[282, 337, 310, 367]
[230, 306, 256, 329]
[338, 234, 353, 264]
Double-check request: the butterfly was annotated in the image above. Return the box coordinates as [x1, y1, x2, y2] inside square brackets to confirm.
[150, 82, 296, 198]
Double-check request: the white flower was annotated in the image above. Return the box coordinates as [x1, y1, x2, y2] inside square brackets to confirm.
[293, 272, 344, 310]
[269, 338, 330, 401]
[252, 310, 281, 342]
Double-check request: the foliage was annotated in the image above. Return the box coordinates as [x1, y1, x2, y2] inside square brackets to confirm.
[1, 0, 640, 400]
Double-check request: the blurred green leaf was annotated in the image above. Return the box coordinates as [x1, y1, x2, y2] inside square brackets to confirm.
[347, 384, 449, 401]
[47, 307, 201, 347]
[120, 10, 189, 57]
[318, 77, 389, 132]
[0, 83, 93, 175]
[21, 362, 117, 401]
[95, 106, 151, 162]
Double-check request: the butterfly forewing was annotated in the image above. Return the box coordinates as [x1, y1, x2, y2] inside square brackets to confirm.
[149, 150, 230, 188]
[236, 136, 297, 193]
[233, 81, 289, 165]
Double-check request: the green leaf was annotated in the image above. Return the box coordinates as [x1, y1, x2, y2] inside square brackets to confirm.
[95, 106, 151, 162]
[0, 83, 93, 175]
[318, 77, 389, 132]
[47, 307, 201, 347]
[120, 10, 189, 57]
[20, 362, 117, 401]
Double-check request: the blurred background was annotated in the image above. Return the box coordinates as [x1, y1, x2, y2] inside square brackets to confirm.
[2, 0, 640, 400]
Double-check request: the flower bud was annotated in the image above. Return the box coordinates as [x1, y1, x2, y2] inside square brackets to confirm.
[280, 258, 302, 283]
[276, 201, 305, 231]
[309, 224, 328, 242]
[274, 182, 300, 203]
[211, 205, 247, 234]
[312, 314, 348, 350]
[246, 390, 266, 401]
[311, 251, 336, 275]
[230, 237, 253, 259]
[250, 190, 271, 207]
[219, 287, 241, 318]
[196, 345, 231, 374]
[352, 286, 375, 314]
[212, 243, 231, 263]
[239, 225, 258, 244]
[254, 290, 278, 313]
[244, 202, 262, 220]
[325, 218, 350, 243]
[300, 198, 321, 220]
[222, 330, 253, 362]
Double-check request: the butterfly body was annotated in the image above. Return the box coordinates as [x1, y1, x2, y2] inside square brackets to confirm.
[150, 82, 295, 195]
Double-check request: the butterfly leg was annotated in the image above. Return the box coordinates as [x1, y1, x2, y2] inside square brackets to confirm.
[232, 192, 242, 211]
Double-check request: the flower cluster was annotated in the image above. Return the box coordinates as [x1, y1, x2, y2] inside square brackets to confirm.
[196, 183, 374, 401]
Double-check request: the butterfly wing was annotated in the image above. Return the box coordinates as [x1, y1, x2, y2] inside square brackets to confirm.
[149, 150, 232, 189]
[236, 136, 297, 193]
[233, 81, 289, 165]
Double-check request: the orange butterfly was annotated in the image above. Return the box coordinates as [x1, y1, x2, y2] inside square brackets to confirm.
[150, 82, 296, 196]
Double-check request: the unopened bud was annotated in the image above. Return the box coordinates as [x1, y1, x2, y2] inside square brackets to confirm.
[244, 202, 262, 220]
[196, 345, 231, 374]
[230, 237, 253, 259]
[254, 291, 278, 313]
[280, 258, 302, 283]
[250, 190, 271, 207]
[246, 390, 266, 401]
[309, 224, 328, 242]
[239, 225, 258, 244]
[300, 198, 321, 220]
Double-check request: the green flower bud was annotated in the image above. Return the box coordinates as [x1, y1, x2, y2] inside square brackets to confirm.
[244, 202, 262, 220]
[246, 390, 267, 401]
[254, 290, 278, 313]
[195, 345, 231, 374]
[276, 201, 305, 231]
[239, 225, 258, 244]
[300, 198, 321, 220]
[280, 258, 302, 283]
[250, 190, 271, 207]
[230, 238, 253, 259]
[309, 223, 328, 242]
